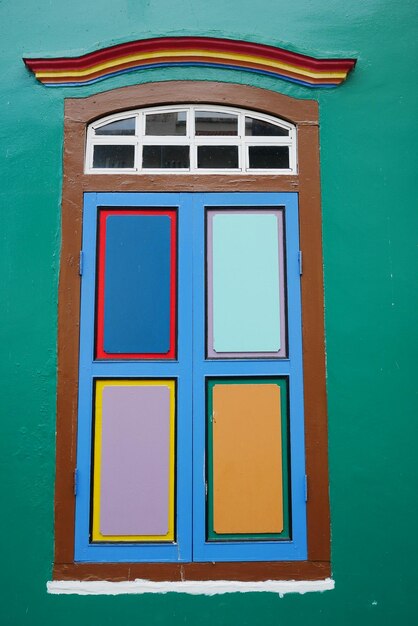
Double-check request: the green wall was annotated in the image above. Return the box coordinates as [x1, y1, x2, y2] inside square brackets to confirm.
[1, 1, 417, 624]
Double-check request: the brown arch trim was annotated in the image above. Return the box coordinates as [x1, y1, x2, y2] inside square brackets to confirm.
[55, 81, 330, 581]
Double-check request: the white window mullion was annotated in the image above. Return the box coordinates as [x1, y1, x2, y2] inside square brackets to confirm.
[91, 136, 138, 145]
[190, 139, 197, 171]
[135, 141, 142, 173]
[238, 111, 244, 139]
[141, 137, 191, 146]
[188, 107, 194, 139]
[85, 138, 94, 173]
[244, 144, 251, 173]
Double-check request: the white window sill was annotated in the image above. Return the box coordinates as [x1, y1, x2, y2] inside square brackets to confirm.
[47, 578, 334, 596]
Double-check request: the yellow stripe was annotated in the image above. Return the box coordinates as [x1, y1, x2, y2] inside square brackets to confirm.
[36, 49, 347, 80]
[92, 379, 175, 543]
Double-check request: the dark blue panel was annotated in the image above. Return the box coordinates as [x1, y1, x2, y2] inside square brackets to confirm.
[104, 214, 171, 354]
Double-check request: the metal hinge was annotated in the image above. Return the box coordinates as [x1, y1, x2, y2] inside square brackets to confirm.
[79, 251, 84, 276]
[74, 468, 79, 496]
[298, 250, 303, 276]
[304, 474, 308, 502]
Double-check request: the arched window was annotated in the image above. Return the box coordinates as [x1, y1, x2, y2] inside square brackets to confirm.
[55, 82, 329, 584]
[86, 105, 297, 173]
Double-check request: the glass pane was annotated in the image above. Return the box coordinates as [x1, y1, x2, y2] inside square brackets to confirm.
[145, 112, 187, 136]
[93, 145, 135, 168]
[142, 145, 189, 169]
[95, 117, 136, 136]
[195, 111, 238, 136]
[245, 117, 289, 136]
[248, 146, 290, 169]
[197, 145, 239, 169]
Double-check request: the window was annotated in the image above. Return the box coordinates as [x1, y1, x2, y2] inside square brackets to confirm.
[55, 82, 330, 582]
[86, 106, 296, 174]
[75, 192, 305, 564]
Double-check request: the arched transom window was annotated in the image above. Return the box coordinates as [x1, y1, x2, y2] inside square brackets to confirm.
[86, 105, 297, 174]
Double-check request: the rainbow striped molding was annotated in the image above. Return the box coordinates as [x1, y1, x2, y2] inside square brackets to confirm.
[23, 36, 356, 88]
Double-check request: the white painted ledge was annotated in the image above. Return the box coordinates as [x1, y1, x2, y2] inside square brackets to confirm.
[47, 578, 335, 596]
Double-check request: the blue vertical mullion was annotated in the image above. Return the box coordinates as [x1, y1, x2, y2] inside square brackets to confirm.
[176, 193, 194, 561]
[192, 193, 207, 560]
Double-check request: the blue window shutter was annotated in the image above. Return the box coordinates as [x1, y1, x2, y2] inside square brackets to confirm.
[74, 192, 306, 563]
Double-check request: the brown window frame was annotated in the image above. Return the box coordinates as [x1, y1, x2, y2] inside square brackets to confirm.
[54, 81, 330, 582]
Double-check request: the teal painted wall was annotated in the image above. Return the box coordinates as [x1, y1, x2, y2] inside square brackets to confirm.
[1, 1, 417, 623]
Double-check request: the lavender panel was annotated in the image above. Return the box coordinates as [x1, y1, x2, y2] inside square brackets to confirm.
[100, 384, 171, 536]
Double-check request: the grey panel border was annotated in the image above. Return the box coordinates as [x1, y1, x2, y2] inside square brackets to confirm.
[206, 208, 287, 359]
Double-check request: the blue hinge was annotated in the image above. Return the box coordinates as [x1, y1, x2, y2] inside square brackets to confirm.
[304, 474, 308, 502]
[298, 250, 303, 276]
[74, 468, 79, 496]
[79, 251, 84, 276]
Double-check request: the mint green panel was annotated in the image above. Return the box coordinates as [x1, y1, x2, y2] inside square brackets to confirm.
[212, 213, 281, 352]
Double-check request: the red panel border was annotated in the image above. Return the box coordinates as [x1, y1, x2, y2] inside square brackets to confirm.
[96, 208, 177, 360]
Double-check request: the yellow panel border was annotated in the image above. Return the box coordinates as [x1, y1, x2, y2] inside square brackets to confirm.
[92, 379, 176, 543]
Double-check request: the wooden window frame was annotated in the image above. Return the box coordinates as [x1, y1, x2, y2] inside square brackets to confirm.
[55, 80, 330, 582]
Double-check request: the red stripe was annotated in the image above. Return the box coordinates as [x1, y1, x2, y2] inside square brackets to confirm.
[96, 208, 177, 361]
[24, 36, 356, 74]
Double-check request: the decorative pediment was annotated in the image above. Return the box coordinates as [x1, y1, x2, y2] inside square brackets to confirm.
[24, 36, 356, 88]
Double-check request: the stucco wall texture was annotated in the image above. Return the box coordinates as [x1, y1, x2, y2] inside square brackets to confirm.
[0, 1, 417, 624]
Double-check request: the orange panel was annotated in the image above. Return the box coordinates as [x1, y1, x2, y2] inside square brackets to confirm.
[213, 383, 283, 534]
